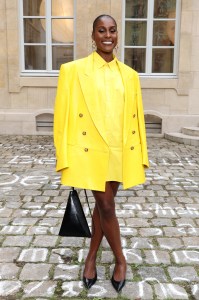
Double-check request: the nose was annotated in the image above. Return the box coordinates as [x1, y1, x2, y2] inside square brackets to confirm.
[105, 30, 111, 37]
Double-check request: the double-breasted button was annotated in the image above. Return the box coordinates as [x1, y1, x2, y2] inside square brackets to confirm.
[84, 148, 88, 152]
[132, 130, 136, 134]
[133, 114, 136, 118]
[82, 131, 86, 135]
[79, 113, 83, 117]
[130, 146, 134, 150]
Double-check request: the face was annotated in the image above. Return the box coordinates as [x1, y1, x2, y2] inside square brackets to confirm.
[92, 16, 118, 57]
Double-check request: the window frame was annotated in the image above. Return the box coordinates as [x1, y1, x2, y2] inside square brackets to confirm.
[19, 0, 76, 76]
[122, 0, 181, 78]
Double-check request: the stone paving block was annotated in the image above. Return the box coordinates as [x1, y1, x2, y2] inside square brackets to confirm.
[38, 218, 59, 226]
[20, 263, 51, 280]
[173, 250, 199, 265]
[3, 236, 32, 247]
[126, 217, 149, 227]
[151, 218, 173, 227]
[18, 248, 48, 262]
[61, 281, 84, 297]
[33, 235, 58, 247]
[59, 236, 84, 248]
[87, 280, 118, 298]
[138, 266, 168, 281]
[49, 248, 75, 264]
[130, 237, 154, 249]
[121, 282, 153, 299]
[136, 210, 154, 218]
[192, 284, 199, 299]
[0, 225, 27, 235]
[54, 264, 80, 280]
[0, 208, 13, 217]
[0, 280, 21, 297]
[101, 251, 114, 263]
[168, 266, 199, 282]
[144, 250, 171, 264]
[157, 237, 183, 250]
[123, 249, 143, 264]
[154, 283, 188, 299]
[0, 218, 10, 225]
[0, 247, 20, 262]
[139, 227, 163, 236]
[183, 237, 199, 249]
[23, 281, 57, 298]
[26, 226, 51, 235]
[12, 217, 38, 226]
[0, 263, 20, 280]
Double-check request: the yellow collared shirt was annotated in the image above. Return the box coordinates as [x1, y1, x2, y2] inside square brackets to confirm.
[93, 51, 124, 182]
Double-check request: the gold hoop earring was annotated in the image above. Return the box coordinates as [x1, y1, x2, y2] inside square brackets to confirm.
[92, 40, 96, 51]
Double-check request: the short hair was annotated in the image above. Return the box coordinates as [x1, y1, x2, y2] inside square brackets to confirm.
[92, 14, 117, 32]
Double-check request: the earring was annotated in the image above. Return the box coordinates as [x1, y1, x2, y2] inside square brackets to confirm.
[114, 44, 119, 53]
[92, 40, 96, 51]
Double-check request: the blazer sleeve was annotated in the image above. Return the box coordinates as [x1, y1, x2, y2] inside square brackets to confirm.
[53, 64, 70, 172]
[136, 74, 149, 168]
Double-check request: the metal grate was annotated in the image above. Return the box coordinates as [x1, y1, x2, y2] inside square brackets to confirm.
[36, 113, 53, 132]
[145, 114, 162, 134]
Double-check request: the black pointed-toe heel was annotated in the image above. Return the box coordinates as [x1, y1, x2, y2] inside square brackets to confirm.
[111, 273, 126, 292]
[83, 273, 97, 289]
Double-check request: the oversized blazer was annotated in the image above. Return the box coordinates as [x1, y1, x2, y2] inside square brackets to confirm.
[54, 53, 149, 192]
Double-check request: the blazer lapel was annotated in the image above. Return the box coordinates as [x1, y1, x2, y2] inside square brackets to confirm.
[77, 54, 108, 145]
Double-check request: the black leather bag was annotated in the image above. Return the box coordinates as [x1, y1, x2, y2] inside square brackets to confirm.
[59, 188, 92, 238]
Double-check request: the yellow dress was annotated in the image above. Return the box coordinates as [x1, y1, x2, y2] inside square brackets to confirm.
[93, 52, 124, 182]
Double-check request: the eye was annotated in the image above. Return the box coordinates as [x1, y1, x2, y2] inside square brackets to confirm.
[110, 29, 116, 33]
[98, 29, 105, 33]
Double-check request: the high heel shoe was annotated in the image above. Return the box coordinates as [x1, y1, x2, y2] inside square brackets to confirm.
[111, 270, 126, 292]
[83, 272, 97, 289]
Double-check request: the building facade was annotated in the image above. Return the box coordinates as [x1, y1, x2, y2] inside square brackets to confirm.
[0, 0, 198, 135]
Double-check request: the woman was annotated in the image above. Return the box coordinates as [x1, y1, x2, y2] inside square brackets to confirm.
[54, 14, 149, 292]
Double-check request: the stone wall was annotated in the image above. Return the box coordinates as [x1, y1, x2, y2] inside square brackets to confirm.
[0, 0, 198, 135]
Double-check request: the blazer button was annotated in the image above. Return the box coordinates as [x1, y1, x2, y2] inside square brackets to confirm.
[133, 114, 136, 118]
[130, 146, 134, 150]
[82, 131, 86, 135]
[79, 113, 83, 117]
[132, 130, 136, 134]
[84, 148, 88, 152]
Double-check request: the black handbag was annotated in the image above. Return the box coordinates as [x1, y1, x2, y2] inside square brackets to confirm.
[59, 188, 92, 238]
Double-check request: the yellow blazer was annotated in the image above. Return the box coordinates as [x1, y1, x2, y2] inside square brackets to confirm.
[54, 53, 149, 192]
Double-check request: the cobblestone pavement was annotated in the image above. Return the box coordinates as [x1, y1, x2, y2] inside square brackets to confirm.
[0, 135, 199, 300]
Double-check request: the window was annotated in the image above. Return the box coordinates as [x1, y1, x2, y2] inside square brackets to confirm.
[19, 0, 75, 75]
[123, 0, 181, 76]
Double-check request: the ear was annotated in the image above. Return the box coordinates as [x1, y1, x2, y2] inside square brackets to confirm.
[91, 31, 94, 40]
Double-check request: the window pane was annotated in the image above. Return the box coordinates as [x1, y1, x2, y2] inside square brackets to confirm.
[52, 46, 73, 70]
[125, 21, 147, 46]
[23, 0, 43, 16]
[24, 19, 46, 43]
[152, 48, 174, 73]
[25, 46, 46, 70]
[52, 19, 74, 43]
[125, 0, 148, 18]
[51, 0, 74, 16]
[153, 20, 175, 46]
[124, 48, 146, 72]
[154, 0, 176, 18]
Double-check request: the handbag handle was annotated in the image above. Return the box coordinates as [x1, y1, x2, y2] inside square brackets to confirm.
[72, 187, 95, 236]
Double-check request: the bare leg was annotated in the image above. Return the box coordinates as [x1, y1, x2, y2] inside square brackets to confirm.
[84, 182, 126, 281]
[83, 181, 119, 278]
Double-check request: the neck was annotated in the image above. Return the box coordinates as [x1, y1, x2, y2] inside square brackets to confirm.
[96, 50, 114, 62]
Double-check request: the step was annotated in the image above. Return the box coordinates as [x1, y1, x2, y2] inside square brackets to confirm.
[182, 127, 199, 137]
[165, 132, 199, 146]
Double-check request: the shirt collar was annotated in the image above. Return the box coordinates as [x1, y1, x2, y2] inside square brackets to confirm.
[93, 51, 118, 70]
